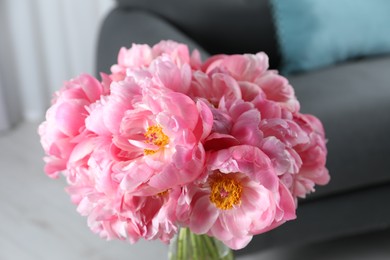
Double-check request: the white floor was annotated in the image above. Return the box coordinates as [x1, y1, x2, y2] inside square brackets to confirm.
[1, 121, 389, 260]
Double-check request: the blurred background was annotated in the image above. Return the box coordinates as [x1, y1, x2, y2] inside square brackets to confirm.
[0, 0, 114, 128]
[1, 0, 390, 259]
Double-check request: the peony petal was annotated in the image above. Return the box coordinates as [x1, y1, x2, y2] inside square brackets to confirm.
[120, 162, 155, 192]
[86, 103, 112, 136]
[204, 133, 240, 151]
[231, 109, 263, 146]
[55, 101, 86, 136]
[190, 196, 219, 234]
[220, 209, 250, 237]
[277, 181, 297, 221]
[193, 100, 213, 141]
[68, 138, 96, 164]
[78, 74, 105, 102]
[223, 235, 253, 250]
[209, 218, 234, 242]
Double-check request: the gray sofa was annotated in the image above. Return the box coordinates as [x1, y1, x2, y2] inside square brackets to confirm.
[96, 0, 390, 255]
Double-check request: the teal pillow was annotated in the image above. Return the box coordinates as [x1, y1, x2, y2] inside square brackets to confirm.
[271, 0, 390, 74]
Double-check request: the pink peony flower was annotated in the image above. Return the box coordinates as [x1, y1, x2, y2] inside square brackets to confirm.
[203, 52, 300, 113]
[198, 91, 329, 202]
[254, 71, 300, 113]
[67, 164, 181, 243]
[151, 40, 200, 69]
[118, 188, 181, 243]
[148, 56, 192, 94]
[38, 40, 329, 250]
[188, 70, 242, 106]
[202, 53, 269, 82]
[181, 145, 296, 250]
[110, 40, 201, 81]
[203, 98, 304, 177]
[287, 113, 330, 198]
[38, 74, 109, 177]
[84, 74, 212, 195]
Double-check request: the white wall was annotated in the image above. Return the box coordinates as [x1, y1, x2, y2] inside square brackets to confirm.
[0, 0, 115, 127]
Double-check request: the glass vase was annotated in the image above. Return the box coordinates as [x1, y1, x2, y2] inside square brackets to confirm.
[168, 227, 234, 260]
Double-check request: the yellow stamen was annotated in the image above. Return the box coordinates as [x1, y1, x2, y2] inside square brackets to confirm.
[157, 190, 169, 197]
[209, 171, 242, 210]
[144, 125, 169, 155]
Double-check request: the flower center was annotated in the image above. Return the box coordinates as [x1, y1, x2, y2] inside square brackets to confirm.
[209, 172, 242, 210]
[144, 125, 169, 155]
[157, 189, 169, 197]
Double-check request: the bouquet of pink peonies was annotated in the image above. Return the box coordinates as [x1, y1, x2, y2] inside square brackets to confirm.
[38, 40, 329, 258]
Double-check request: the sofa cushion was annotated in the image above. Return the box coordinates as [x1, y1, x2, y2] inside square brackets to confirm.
[288, 56, 390, 199]
[271, 0, 390, 74]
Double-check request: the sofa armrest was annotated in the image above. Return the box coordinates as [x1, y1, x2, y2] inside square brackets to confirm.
[96, 8, 209, 74]
[113, 0, 281, 69]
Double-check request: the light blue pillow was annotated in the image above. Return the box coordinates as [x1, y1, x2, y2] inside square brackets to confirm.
[271, 0, 390, 74]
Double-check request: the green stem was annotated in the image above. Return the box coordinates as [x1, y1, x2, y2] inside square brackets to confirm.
[225, 249, 234, 260]
[197, 234, 206, 259]
[177, 227, 186, 260]
[169, 227, 234, 260]
[182, 228, 188, 259]
[190, 231, 200, 260]
[203, 235, 220, 259]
